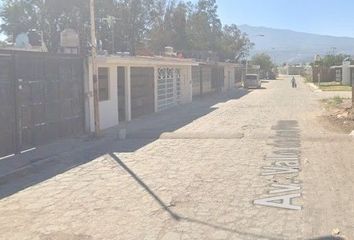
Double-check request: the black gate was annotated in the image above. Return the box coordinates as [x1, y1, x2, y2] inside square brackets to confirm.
[0, 50, 85, 158]
[0, 54, 16, 158]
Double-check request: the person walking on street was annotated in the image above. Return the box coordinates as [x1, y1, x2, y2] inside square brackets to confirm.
[291, 76, 297, 88]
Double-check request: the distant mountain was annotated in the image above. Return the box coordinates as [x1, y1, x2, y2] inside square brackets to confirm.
[238, 25, 354, 64]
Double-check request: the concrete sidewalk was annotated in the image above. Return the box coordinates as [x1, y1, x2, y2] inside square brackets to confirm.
[305, 80, 352, 99]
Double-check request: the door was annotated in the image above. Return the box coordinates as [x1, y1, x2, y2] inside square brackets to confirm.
[157, 67, 176, 112]
[130, 67, 155, 119]
[117, 67, 126, 122]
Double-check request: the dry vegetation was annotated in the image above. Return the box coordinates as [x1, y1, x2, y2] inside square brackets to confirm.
[320, 97, 354, 134]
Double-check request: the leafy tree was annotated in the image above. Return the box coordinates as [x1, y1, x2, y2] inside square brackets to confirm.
[186, 0, 222, 52]
[0, 0, 252, 60]
[40, 0, 90, 53]
[124, 0, 155, 55]
[194, 0, 221, 51]
[0, 0, 90, 53]
[0, 40, 7, 47]
[316, 54, 351, 67]
[0, 0, 39, 39]
[149, 0, 176, 53]
[171, 2, 188, 51]
[220, 24, 254, 62]
[251, 53, 275, 77]
[149, 0, 189, 53]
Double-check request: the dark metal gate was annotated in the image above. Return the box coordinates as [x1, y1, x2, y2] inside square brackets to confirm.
[0, 50, 85, 158]
[0, 54, 16, 158]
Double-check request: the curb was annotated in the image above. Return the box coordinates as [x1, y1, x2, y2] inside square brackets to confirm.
[307, 82, 322, 92]
[0, 155, 59, 185]
[0, 132, 117, 186]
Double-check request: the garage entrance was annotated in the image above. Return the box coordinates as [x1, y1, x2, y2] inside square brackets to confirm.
[117, 67, 126, 122]
[130, 67, 155, 119]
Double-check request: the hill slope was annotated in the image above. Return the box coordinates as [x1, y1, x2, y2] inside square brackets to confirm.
[238, 25, 354, 64]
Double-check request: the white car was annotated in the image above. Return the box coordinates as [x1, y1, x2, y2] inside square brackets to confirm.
[244, 74, 261, 89]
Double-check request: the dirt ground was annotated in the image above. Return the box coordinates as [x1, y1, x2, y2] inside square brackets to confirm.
[320, 97, 354, 134]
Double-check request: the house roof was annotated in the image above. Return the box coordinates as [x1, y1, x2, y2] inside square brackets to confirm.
[330, 65, 354, 69]
[96, 55, 199, 66]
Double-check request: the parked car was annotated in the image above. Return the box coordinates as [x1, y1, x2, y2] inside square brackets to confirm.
[244, 74, 261, 89]
[267, 69, 278, 80]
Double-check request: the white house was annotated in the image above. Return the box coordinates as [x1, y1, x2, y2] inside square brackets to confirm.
[85, 55, 198, 132]
[331, 60, 353, 85]
[219, 62, 242, 91]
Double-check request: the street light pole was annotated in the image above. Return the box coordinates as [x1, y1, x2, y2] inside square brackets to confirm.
[90, 0, 100, 137]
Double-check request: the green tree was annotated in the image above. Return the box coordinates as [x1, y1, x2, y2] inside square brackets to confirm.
[220, 24, 254, 62]
[0, 0, 90, 53]
[171, 2, 188, 51]
[0, 40, 7, 47]
[149, 0, 176, 53]
[1, 0, 252, 59]
[0, 0, 39, 39]
[251, 53, 275, 77]
[317, 54, 351, 67]
[40, 0, 90, 53]
[186, 0, 222, 52]
[149, 0, 189, 53]
[125, 0, 155, 55]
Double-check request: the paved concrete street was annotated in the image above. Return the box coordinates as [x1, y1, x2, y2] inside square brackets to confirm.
[0, 76, 353, 240]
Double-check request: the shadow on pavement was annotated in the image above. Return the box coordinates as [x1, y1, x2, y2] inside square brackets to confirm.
[0, 89, 249, 199]
[308, 237, 346, 240]
[108, 153, 284, 240]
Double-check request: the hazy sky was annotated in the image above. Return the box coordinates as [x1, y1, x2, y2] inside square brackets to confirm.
[217, 0, 354, 37]
[1, 0, 354, 40]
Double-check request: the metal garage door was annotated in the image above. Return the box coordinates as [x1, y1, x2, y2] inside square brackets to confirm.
[157, 67, 175, 111]
[131, 67, 155, 119]
[211, 66, 224, 91]
[201, 65, 213, 94]
[192, 66, 202, 98]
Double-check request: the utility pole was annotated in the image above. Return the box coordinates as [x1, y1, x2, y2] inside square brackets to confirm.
[90, 0, 100, 136]
[352, 71, 354, 106]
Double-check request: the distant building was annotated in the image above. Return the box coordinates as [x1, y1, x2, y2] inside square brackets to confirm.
[284, 65, 305, 75]
[330, 60, 354, 85]
[314, 54, 321, 62]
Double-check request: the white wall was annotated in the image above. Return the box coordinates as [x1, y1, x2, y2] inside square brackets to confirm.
[98, 66, 119, 130]
[86, 60, 195, 132]
[223, 66, 235, 91]
[342, 61, 351, 85]
[87, 62, 119, 132]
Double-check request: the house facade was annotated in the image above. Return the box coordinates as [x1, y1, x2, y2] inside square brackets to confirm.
[85, 56, 198, 132]
[331, 61, 353, 85]
[192, 62, 241, 99]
